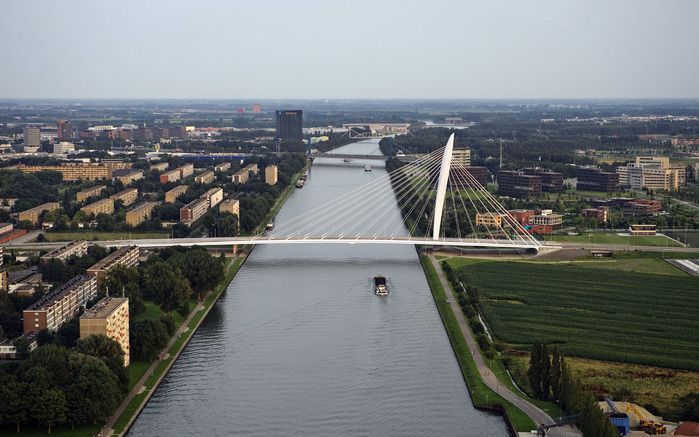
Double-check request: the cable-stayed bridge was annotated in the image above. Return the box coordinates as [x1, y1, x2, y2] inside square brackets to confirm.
[5, 135, 545, 252]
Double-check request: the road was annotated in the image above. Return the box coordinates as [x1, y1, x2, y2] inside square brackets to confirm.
[428, 255, 580, 437]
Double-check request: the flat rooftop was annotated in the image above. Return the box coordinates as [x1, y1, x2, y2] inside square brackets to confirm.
[81, 297, 128, 319]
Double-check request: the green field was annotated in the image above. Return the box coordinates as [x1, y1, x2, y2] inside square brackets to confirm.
[543, 232, 682, 247]
[44, 230, 169, 242]
[448, 259, 699, 371]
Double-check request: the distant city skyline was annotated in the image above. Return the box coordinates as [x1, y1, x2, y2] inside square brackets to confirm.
[2, 0, 699, 99]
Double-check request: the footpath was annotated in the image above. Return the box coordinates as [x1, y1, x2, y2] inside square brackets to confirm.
[428, 255, 580, 437]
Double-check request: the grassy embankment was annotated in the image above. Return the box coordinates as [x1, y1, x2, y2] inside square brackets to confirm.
[420, 255, 536, 432]
[110, 257, 245, 436]
[445, 256, 699, 418]
[542, 233, 682, 247]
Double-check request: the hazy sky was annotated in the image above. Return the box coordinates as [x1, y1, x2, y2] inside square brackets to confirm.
[2, 0, 698, 99]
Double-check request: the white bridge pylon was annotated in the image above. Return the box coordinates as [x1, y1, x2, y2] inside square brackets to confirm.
[433, 133, 455, 240]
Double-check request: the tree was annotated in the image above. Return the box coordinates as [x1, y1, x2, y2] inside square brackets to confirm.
[75, 335, 128, 393]
[141, 261, 193, 312]
[540, 343, 551, 401]
[678, 392, 699, 421]
[130, 319, 169, 361]
[104, 265, 144, 315]
[0, 375, 28, 432]
[35, 388, 67, 433]
[67, 353, 121, 424]
[528, 341, 543, 399]
[166, 248, 223, 294]
[551, 346, 563, 401]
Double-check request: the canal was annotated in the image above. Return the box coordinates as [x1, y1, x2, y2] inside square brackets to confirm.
[127, 139, 508, 436]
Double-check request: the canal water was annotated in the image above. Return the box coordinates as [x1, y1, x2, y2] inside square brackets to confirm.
[127, 139, 507, 436]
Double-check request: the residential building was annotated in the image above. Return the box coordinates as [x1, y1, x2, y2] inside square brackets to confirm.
[53, 141, 75, 154]
[56, 120, 74, 141]
[18, 202, 60, 225]
[575, 167, 619, 193]
[245, 163, 259, 175]
[8, 267, 43, 294]
[0, 332, 38, 359]
[160, 169, 181, 184]
[23, 275, 98, 333]
[497, 170, 542, 198]
[452, 147, 471, 166]
[178, 163, 194, 179]
[219, 199, 240, 217]
[114, 169, 144, 186]
[80, 297, 130, 366]
[232, 168, 250, 183]
[81, 198, 114, 216]
[532, 210, 563, 228]
[522, 168, 563, 192]
[582, 206, 609, 223]
[41, 240, 88, 262]
[195, 170, 215, 184]
[201, 187, 223, 208]
[214, 162, 231, 172]
[165, 185, 188, 203]
[475, 212, 502, 228]
[23, 126, 41, 152]
[126, 202, 158, 227]
[77, 185, 106, 202]
[87, 246, 140, 284]
[15, 163, 112, 181]
[150, 162, 169, 172]
[180, 198, 209, 224]
[265, 165, 278, 185]
[110, 188, 138, 206]
[101, 160, 132, 172]
[0, 223, 13, 235]
[275, 110, 303, 139]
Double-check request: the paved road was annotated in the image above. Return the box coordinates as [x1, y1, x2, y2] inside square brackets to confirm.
[428, 255, 580, 437]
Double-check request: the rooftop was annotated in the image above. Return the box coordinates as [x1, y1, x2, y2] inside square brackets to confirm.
[26, 275, 94, 311]
[81, 297, 128, 319]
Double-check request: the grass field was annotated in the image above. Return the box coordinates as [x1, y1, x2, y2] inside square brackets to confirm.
[447, 259, 699, 371]
[543, 233, 682, 247]
[43, 230, 168, 242]
[420, 256, 535, 432]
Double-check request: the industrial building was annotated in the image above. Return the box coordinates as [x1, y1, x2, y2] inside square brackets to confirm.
[76, 185, 106, 202]
[195, 170, 215, 184]
[275, 110, 303, 139]
[165, 185, 188, 203]
[219, 199, 240, 217]
[575, 167, 619, 192]
[18, 202, 60, 225]
[80, 296, 130, 366]
[23, 275, 98, 333]
[41, 240, 88, 262]
[81, 198, 114, 216]
[265, 165, 278, 185]
[126, 202, 158, 227]
[497, 170, 542, 198]
[110, 188, 139, 206]
[87, 246, 140, 284]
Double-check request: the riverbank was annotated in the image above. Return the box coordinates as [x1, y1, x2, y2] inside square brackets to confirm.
[105, 255, 246, 436]
[419, 253, 538, 434]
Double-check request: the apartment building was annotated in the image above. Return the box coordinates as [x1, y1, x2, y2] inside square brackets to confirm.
[195, 170, 215, 184]
[80, 198, 114, 216]
[41, 240, 88, 262]
[80, 297, 130, 366]
[87, 246, 140, 284]
[76, 185, 106, 202]
[110, 188, 138, 206]
[165, 185, 188, 203]
[219, 199, 240, 216]
[201, 187, 223, 208]
[178, 163, 194, 178]
[150, 162, 169, 172]
[180, 198, 209, 224]
[114, 169, 144, 186]
[126, 202, 158, 227]
[23, 275, 98, 333]
[245, 163, 259, 175]
[15, 163, 112, 181]
[232, 168, 250, 183]
[160, 169, 181, 184]
[18, 203, 61, 225]
[265, 165, 278, 185]
[214, 162, 231, 172]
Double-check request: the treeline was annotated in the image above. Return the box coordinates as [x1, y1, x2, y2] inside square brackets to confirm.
[0, 337, 127, 433]
[0, 171, 61, 214]
[528, 342, 618, 437]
